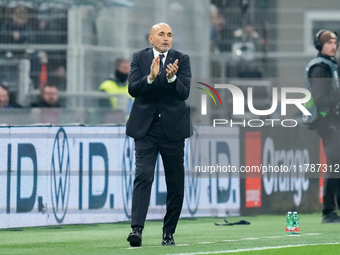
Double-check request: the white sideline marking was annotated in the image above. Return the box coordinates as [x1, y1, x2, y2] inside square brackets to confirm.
[167, 242, 340, 255]
[125, 232, 323, 250]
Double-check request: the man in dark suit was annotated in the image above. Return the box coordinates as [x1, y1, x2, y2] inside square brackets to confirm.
[126, 23, 191, 246]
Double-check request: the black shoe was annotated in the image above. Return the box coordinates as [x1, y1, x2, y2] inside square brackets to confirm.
[162, 233, 175, 246]
[322, 212, 340, 223]
[127, 227, 143, 247]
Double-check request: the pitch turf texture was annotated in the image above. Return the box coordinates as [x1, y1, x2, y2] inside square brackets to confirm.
[0, 214, 339, 255]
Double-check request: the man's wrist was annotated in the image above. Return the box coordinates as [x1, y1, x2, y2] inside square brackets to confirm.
[167, 74, 177, 83]
[147, 75, 155, 84]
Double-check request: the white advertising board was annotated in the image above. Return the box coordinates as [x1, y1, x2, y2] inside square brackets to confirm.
[0, 125, 240, 228]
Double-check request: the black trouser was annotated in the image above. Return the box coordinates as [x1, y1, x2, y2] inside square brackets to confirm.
[317, 117, 340, 215]
[131, 117, 185, 234]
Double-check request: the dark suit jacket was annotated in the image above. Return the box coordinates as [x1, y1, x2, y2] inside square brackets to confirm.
[126, 48, 192, 141]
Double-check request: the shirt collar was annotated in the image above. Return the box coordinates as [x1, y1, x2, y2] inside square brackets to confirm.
[152, 48, 168, 63]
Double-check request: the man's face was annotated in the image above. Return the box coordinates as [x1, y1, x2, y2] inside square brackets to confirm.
[321, 38, 338, 57]
[0, 87, 9, 108]
[43, 86, 59, 106]
[148, 23, 173, 53]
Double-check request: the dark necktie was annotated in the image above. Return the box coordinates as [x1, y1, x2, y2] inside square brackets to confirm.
[159, 54, 164, 73]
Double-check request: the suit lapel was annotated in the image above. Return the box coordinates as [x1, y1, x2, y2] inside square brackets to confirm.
[143, 48, 154, 75]
[146, 48, 154, 65]
[165, 49, 174, 68]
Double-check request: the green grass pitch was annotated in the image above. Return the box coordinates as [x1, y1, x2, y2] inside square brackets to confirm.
[0, 214, 339, 255]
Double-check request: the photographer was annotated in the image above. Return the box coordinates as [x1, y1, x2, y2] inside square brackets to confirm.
[306, 30, 340, 223]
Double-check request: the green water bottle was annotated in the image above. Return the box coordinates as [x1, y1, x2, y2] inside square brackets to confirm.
[286, 211, 293, 235]
[292, 211, 300, 235]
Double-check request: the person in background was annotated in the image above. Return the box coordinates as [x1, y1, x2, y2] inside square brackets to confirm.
[306, 29, 340, 223]
[32, 6, 68, 90]
[49, 64, 67, 91]
[35, 6, 68, 44]
[98, 58, 132, 113]
[0, 84, 21, 108]
[36, 7, 52, 44]
[210, 4, 226, 53]
[0, 85, 10, 108]
[31, 84, 61, 107]
[1, 5, 34, 44]
[233, 24, 263, 51]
